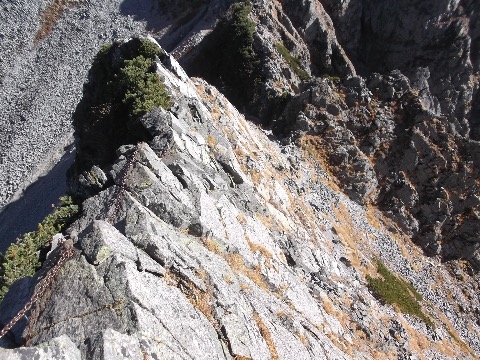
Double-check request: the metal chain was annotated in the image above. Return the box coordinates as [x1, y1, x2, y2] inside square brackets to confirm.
[0, 239, 74, 339]
[105, 145, 139, 224]
[0, 144, 141, 340]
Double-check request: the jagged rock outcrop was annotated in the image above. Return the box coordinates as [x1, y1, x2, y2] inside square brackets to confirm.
[274, 70, 480, 268]
[322, 0, 480, 137]
[1, 0, 480, 358]
[1, 37, 480, 359]
[180, 0, 354, 121]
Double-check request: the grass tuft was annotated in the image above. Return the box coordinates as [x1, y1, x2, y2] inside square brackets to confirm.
[366, 260, 434, 328]
[275, 42, 310, 81]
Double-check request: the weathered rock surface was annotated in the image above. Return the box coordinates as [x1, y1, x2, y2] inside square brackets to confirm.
[273, 69, 480, 269]
[0, 335, 80, 360]
[1, 0, 480, 358]
[1, 38, 479, 359]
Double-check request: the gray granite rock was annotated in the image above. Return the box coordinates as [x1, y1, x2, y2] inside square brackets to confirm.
[2, 34, 480, 360]
[0, 335, 81, 360]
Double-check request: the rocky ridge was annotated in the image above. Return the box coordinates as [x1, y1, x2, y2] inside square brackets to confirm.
[0, 0, 480, 359]
[3, 0, 478, 266]
[0, 38, 479, 359]
[176, 0, 480, 269]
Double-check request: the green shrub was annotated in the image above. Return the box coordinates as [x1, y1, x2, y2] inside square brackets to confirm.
[217, 1, 259, 91]
[138, 39, 164, 60]
[188, 2, 261, 107]
[119, 55, 170, 117]
[229, 2, 257, 63]
[366, 260, 434, 328]
[0, 196, 80, 301]
[72, 38, 170, 175]
[85, 38, 169, 120]
[275, 42, 310, 81]
[90, 39, 169, 119]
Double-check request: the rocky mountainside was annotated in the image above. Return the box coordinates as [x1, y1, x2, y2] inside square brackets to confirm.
[175, 0, 480, 270]
[0, 0, 479, 359]
[1, 37, 480, 359]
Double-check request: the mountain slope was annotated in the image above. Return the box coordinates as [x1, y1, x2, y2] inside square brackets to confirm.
[0, 0, 479, 358]
[0, 37, 479, 359]
[179, 0, 480, 269]
[0, 0, 166, 210]
[2, 0, 478, 264]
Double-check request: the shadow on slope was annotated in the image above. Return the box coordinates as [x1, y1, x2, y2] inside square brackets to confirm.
[0, 146, 74, 254]
[119, 0, 211, 52]
[119, 0, 165, 33]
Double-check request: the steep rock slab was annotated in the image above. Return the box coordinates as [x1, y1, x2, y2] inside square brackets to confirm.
[1, 38, 479, 359]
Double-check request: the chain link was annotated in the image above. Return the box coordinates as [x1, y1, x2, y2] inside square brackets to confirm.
[0, 144, 140, 340]
[0, 239, 74, 339]
[105, 145, 139, 224]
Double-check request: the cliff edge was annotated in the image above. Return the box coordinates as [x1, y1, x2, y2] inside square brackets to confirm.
[0, 37, 479, 359]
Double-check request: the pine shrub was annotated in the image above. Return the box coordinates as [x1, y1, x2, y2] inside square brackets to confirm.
[0, 196, 80, 301]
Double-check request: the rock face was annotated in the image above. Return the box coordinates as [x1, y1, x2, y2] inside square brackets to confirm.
[1, 0, 480, 358]
[322, 0, 480, 137]
[176, 0, 480, 268]
[1, 38, 480, 359]
[273, 71, 480, 269]
[180, 0, 355, 121]
[279, 0, 356, 77]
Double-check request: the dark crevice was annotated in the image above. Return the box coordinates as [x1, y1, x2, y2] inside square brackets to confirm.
[284, 251, 296, 267]
[469, 87, 480, 140]
[219, 325, 237, 358]
[167, 164, 189, 189]
[217, 160, 244, 185]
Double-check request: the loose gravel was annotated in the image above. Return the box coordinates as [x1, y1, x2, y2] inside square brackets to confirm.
[0, 0, 164, 210]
